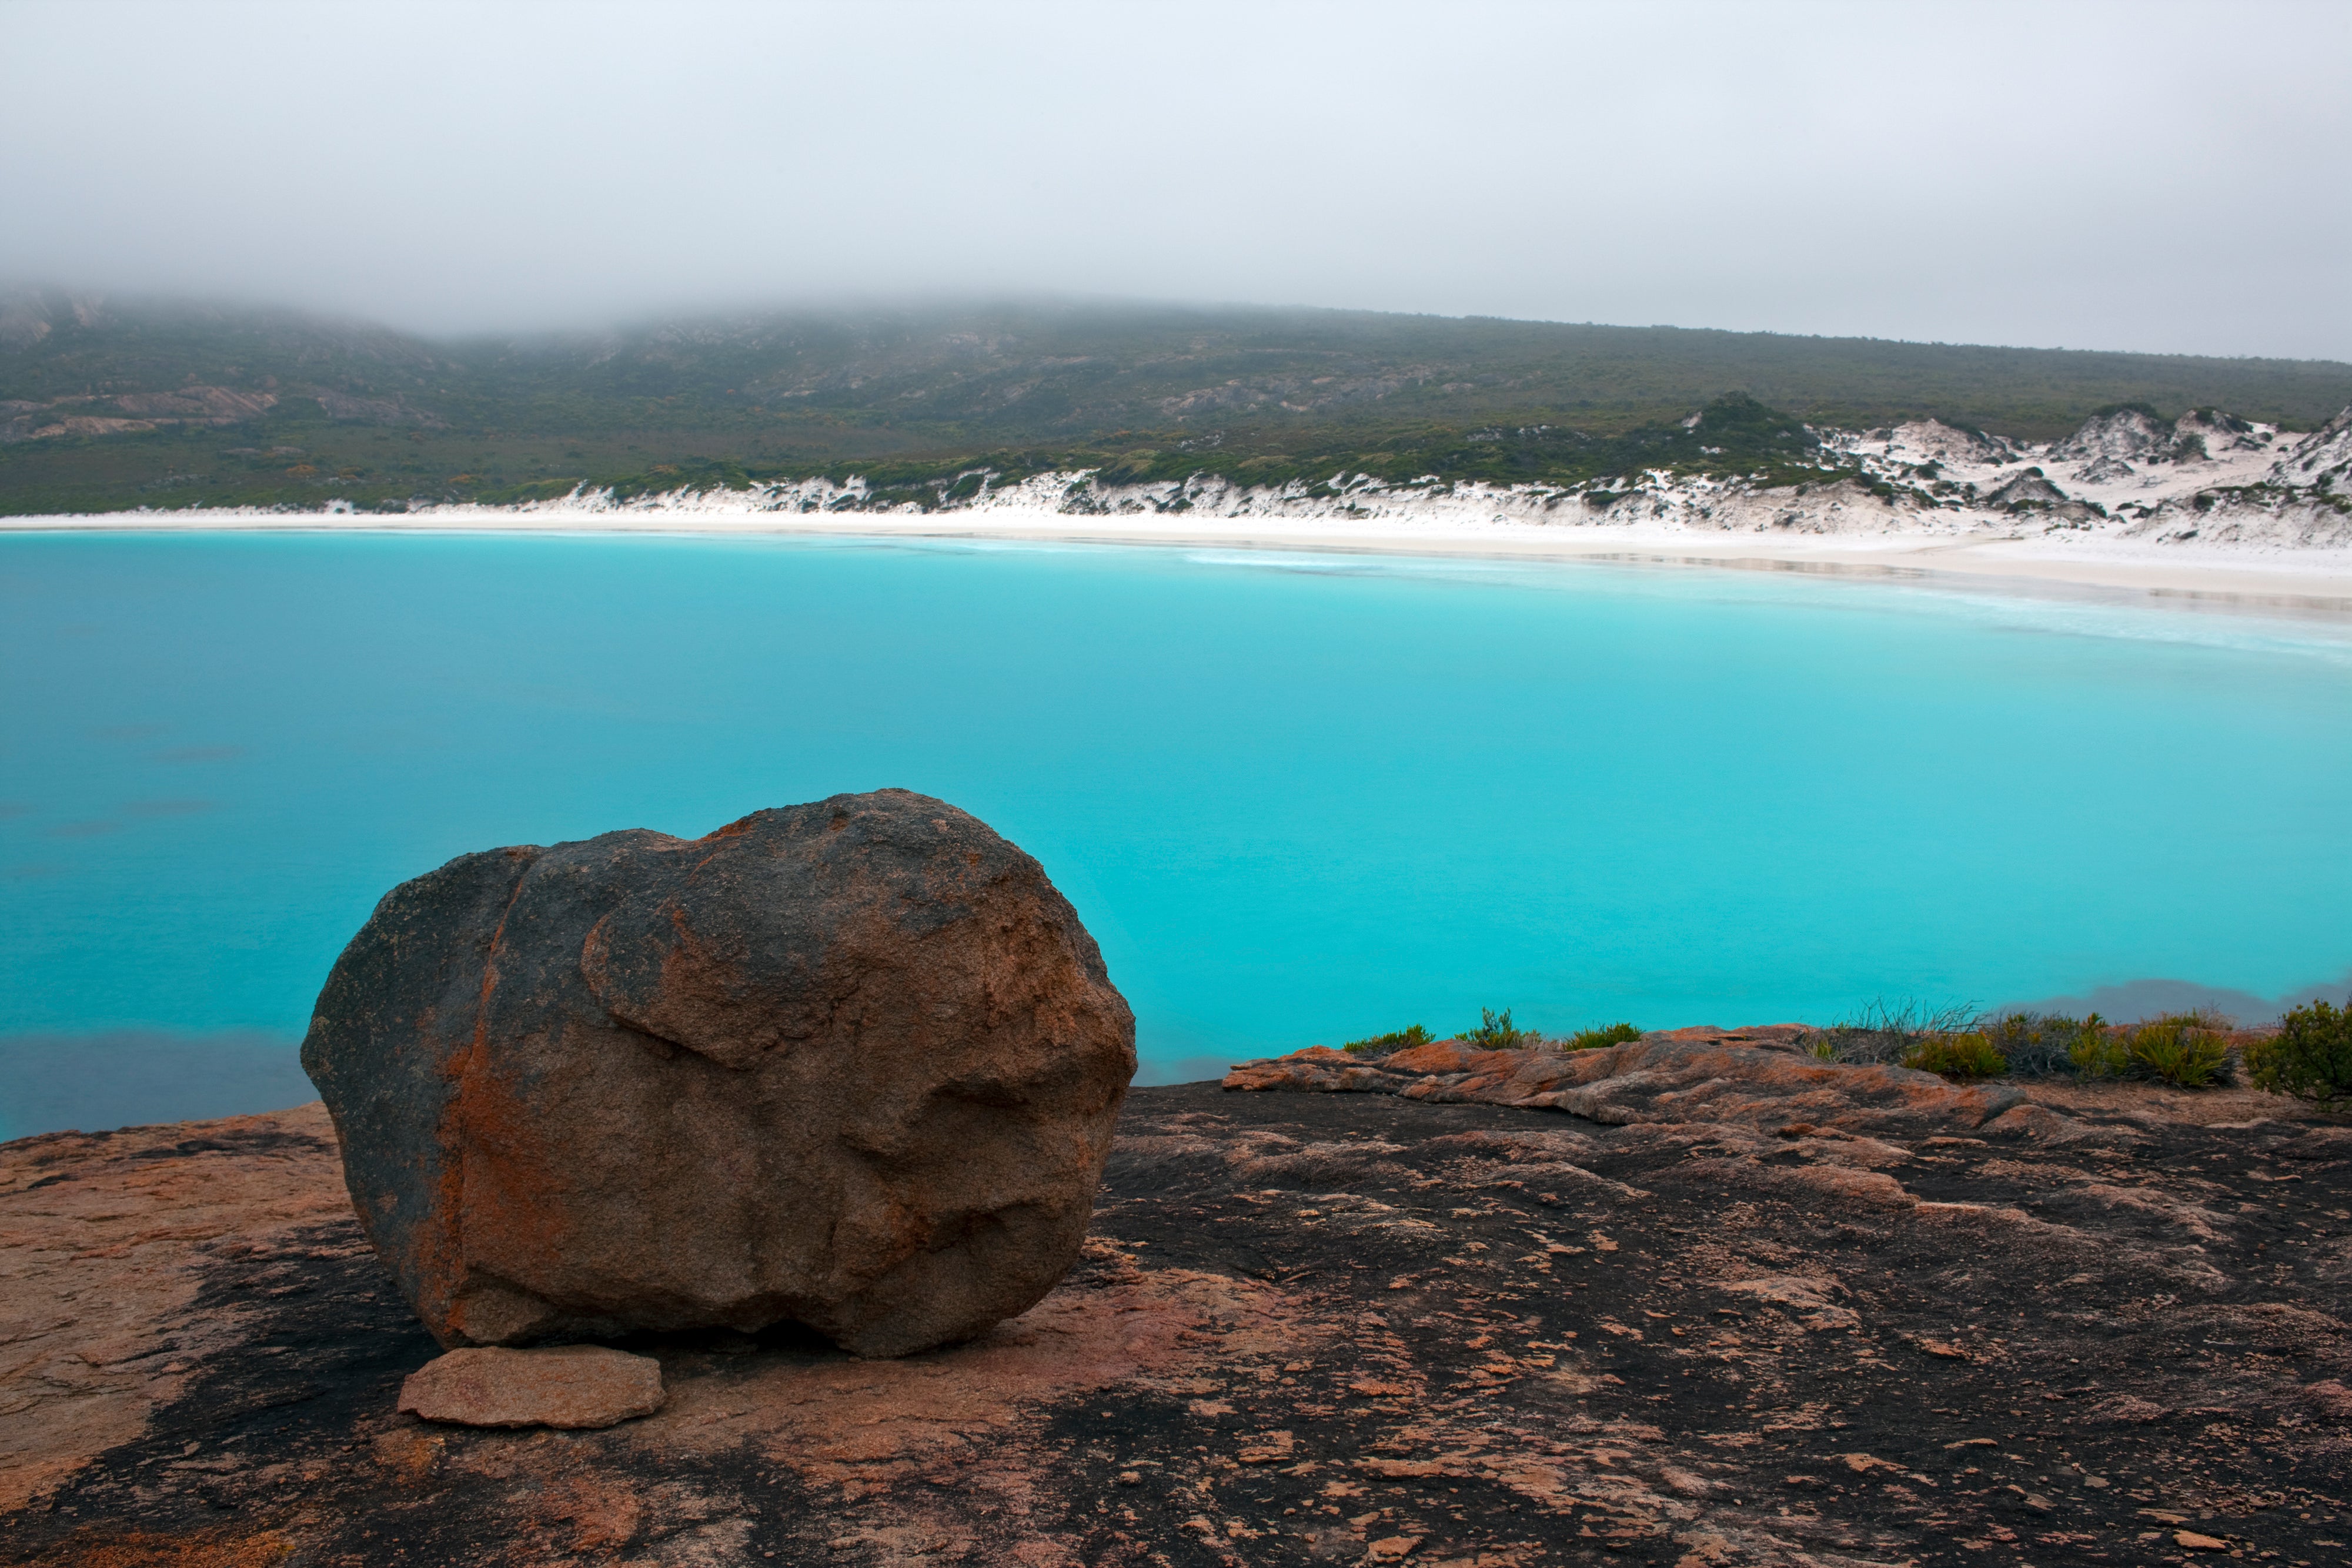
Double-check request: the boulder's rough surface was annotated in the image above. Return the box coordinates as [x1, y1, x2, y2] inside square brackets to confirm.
[1223, 1026, 2024, 1134]
[301, 788, 1136, 1357]
[396, 1346, 665, 1429]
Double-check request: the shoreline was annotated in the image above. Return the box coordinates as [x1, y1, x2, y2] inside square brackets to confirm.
[9, 504, 2352, 617]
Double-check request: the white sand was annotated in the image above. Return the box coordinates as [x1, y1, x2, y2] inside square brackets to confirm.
[9, 504, 2352, 616]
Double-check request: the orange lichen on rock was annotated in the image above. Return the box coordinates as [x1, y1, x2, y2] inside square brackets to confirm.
[300, 788, 1138, 1358]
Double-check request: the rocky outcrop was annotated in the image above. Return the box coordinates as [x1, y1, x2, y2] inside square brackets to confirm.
[2120, 486, 2352, 548]
[2174, 407, 2263, 456]
[8, 1081, 2344, 1564]
[300, 788, 1137, 1358]
[2269, 407, 2352, 496]
[1977, 467, 2077, 511]
[0, 386, 282, 444]
[1882, 418, 2010, 466]
[110, 387, 277, 421]
[396, 1346, 665, 1429]
[2047, 406, 2180, 464]
[2042, 406, 2265, 473]
[2070, 453, 2137, 483]
[1732, 477, 1925, 534]
[1223, 1027, 2024, 1134]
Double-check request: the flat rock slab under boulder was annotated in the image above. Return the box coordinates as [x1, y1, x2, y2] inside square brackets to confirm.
[396, 1345, 666, 1429]
[300, 787, 1137, 1357]
[8, 1082, 2346, 1566]
[1224, 1027, 2026, 1134]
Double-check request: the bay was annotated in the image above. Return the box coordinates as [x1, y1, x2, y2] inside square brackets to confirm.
[4, 529, 2348, 1138]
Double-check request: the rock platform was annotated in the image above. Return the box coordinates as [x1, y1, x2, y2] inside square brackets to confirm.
[4, 1076, 2348, 1565]
[1221, 1029, 2027, 1135]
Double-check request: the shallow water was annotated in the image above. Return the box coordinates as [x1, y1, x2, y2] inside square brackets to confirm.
[4, 530, 2349, 1138]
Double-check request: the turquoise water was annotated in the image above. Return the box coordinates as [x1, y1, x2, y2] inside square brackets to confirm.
[4, 530, 2350, 1138]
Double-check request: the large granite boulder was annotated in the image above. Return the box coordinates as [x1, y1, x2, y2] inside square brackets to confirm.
[302, 789, 1135, 1357]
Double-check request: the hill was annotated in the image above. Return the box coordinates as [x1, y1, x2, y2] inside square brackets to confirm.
[5, 288, 2351, 514]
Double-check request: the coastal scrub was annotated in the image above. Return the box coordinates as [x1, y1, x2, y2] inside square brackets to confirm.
[1979, 1011, 2103, 1077]
[2122, 1013, 2236, 1088]
[1900, 1032, 2009, 1081]
[2247, 997, 2352, 1112]
[1464, 1008, 1538, 1049]
[1343, 1024, 1435, 1057]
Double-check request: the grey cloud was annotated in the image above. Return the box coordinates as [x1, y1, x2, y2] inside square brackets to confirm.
[1, 0, 2345, 357]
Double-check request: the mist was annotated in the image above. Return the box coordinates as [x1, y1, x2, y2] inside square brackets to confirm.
[4, 0, 2349, 356]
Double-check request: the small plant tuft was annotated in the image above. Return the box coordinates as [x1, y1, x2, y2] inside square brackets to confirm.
[1902, 1032, 2009, 1080]
[2246, 997, 2352, 1112]
[2072, 1009, 2234, 1087]
[2125, 1011, 2236, 1088]
[1342, 1024, 1435, 1057]
[1801, 998, 1979, 1066]
[1464, 1008, 1535, 1048]
[1979, 1011, 2100, 1078]
[2069, 1014, 2134, 1079]
[1564, 1022, 1643, 1052]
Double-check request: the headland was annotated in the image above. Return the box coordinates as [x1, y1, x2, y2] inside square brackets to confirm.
[5, 1032, 2346, 1566]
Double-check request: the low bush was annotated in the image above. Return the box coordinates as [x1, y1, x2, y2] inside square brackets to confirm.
[1342, 1024, 1434, 1057]
[1902, 1033, 2009, 1080]
[1564, 1022, 1643, 1051]
[1980, 1011, 2100, 1078]
[2070, 1017, 2136, 1079]
[2126, 1012, 2235, 1088]
[1803, 999, 1979, 1066]
[1794, 1000, 2259, 1089]
[2247, 997, 2352, 1112]
[1464, 1008, 1535, 1048]
[2072, 1010, 2234, 1087]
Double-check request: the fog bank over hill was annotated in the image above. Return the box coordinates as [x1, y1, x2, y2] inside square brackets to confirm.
[1, 1, 2345, 357]
[5, 289, 2351, 519]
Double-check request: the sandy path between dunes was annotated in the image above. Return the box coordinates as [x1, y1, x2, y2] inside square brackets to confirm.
[9, 506, 2352, 615]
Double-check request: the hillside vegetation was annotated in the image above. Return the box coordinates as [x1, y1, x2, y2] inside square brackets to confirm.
[5, 289, 2349, 514]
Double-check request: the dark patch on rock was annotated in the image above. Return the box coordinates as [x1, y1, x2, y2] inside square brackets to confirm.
[8, 1082, 2349, 1564]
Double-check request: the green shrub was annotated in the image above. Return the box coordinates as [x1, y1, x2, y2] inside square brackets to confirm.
[2069, 1014, 2136, 1078]
[1803, 999, 1979, 1066]
[1464, 1008, 1535, 1048]
[1902, 1033, 2009, 1080]
[1342, 1024, 1435, 1057]
[2125, 1012, 2234, 1089]
[2247, 997, 2352, 1112]
[1980, 1011, 2099, 1077]
[1565, 1022, 1643, 1051]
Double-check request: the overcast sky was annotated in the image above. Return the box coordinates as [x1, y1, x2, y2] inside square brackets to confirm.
[4, 0, 2346, 357]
